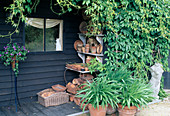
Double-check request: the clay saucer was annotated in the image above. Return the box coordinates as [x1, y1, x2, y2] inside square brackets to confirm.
[74, 40, 83, 50]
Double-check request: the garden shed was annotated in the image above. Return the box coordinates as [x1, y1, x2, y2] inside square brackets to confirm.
[0, 0, 82, 106]
[0, 0, 169, 108]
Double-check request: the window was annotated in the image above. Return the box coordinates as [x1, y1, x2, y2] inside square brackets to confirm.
[25, 18, 63, 52]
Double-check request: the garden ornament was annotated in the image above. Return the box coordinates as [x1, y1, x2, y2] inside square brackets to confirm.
[150, 63, 164, 99]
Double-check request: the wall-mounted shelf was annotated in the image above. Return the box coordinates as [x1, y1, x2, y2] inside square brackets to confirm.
[77, 33, 104, 64]
[64, 33, 104, 83]
[77, 51, 104, 56]
[65, 67, 90, 74]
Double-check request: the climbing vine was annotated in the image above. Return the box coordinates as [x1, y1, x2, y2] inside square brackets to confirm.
[0, 0, 32, 39]
[103, 0, 170, 79]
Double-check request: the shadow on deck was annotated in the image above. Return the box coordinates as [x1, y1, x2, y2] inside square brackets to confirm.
[0, 102, 82, 116]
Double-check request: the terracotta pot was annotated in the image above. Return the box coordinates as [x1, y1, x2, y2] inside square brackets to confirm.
[77, 47, 82, 52]
[85, 44, 90, 53]
[11, 55, 18, 69]
[88, 104, 107, 116]
[77, 67, 81, 71]
[85, 67, 89, 71]
[51, 84, 66, 92]
[76, 64, 81, 71]
[106, 104, 116, 115]
[85, 47, 89, 53]
[91, 46, 96, 54]
[85, 44, 90, 47]
[86, 57, 91, 64]
[82, 47, 85, 53]
[118, 104, 137, 116]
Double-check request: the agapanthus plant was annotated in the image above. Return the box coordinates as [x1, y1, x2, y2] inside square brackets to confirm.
[0, 43, 29, 76]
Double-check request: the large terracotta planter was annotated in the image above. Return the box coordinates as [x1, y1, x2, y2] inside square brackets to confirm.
[118, 104, 137, 116]
[88, 104, 107, 116]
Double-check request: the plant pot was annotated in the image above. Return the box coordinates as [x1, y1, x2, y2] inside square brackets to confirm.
[77, 47, 82, 52]
[88, 104, 107, 116]
[118, 104, 137, 116]
[91, 46, 97, 54]
[85, 47, 89, 53]
[85, 67, 89, 71]
[11, 56, 18, 69]
[106, 104, 116, 115]
[51, 84, 66, 92]
[82, 47, 85, 53]
[86, 57, 91, 64]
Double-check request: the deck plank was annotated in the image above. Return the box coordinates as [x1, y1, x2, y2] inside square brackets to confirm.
[1, 106, 18, 116]
[0, 107, 6, 116]
[19, 103, 39, 116]
[24, 103, 46, 116]
[32, 102, 56, 116]
[48, 105, 66, 116]
[0, 102, 82, 116]
[10, 106, 26, 116]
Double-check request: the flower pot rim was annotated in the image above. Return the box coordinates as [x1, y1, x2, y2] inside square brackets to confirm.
[88, 104, 107, 109]
[118, 104, 138, 110]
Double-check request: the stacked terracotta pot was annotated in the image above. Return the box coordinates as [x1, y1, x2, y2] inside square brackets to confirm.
[66, 63, 89, 71]
[66, 74, 94, 110]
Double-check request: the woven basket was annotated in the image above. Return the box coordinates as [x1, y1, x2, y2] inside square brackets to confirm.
[37, 88, 69, 107]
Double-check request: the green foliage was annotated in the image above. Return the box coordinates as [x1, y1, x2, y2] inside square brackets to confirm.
[159, 76, 168, 99]
[76, 77, 119, 111]
[101, 67, 134, 84]
[84, 0, 169, 85]
[90, 65, 155, 109]
[118, 79, 155, 109]
[0, 43, 29, 76]
[50, 0, 81, 15]
[103, 0, 170, 81]
[0, 0, 32, 39]
[82, 0, 117, 34]
[87, 58, 105, 74]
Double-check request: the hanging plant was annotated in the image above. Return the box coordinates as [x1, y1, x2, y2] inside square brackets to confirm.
[0, 43, 29, 76]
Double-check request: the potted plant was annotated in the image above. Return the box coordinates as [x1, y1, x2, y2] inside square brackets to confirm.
[93, 67, 134, 115]
[117, 78, 155, 116]
[102, 67, 155, 116]
[76, 77, 119, 116]
[0, 43, 29, 76]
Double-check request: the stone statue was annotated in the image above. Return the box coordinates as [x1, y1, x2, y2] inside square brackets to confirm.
[150, 63, 164, 99]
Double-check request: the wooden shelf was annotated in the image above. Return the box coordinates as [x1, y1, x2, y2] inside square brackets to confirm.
[77, 51, 104, 56]
[78, 33, 104, 37]
[66, 67, 91, 74]
[77, 33, 104, 63]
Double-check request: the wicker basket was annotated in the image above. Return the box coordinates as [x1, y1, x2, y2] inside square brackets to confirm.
[37, 88, 69, 107]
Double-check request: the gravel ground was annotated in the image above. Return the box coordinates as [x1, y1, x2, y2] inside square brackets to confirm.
[136, 98, 170, 116]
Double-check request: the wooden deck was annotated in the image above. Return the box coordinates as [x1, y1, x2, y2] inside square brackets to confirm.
[0, 102, 82, 116]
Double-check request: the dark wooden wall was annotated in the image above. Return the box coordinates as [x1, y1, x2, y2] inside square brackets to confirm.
[163, 50, 170, 89]
[0, 0, 82, 106]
